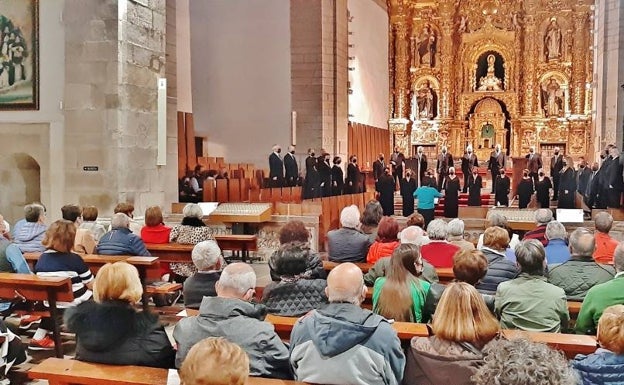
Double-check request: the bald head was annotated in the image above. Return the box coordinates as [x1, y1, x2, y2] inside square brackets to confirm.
[216, 263, 256, 301]
[326, 263, 366, 305]
[400, 225, 424, 245]
[569, 227, 596, 258]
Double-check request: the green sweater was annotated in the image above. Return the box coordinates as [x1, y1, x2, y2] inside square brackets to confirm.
[575, 274, 624, 335]
[372, 277, 430, 323]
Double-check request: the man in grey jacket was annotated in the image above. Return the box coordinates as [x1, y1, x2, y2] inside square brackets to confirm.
[173, 263, 291, 379]
[289, 263, 405, 385]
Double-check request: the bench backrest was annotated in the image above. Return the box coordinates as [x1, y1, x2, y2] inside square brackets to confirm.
[0, 273, 73, 302]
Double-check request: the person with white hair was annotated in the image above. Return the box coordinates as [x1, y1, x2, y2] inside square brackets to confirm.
[174, 263, 290, 378]
[289, 263, 405, 385]
[268, 144, 284, 188]
[13, 203, 47, 253]
[548, 228, 614, 301]
[461, 145, 479, 193]
[284, 145, 299, 187]
[364, 225, 439, 286]
[522, 208, 553, 246]
[183, 240, 224, 309]
[96, 213, 150, 256]
[543, 221, 570, 264]
[420, 219, 460, 268]
[446, 219, 475, 251]
[327, 205, 371, 263]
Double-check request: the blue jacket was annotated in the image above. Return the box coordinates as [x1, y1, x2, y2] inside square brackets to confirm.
[572, 349, 624, 385]
[13, 221, 47, 253]
[544, 238, 571, 264]
[96, 228, 150, 256]
[289, 302, 405, 385]
[476, 248, 519, 295]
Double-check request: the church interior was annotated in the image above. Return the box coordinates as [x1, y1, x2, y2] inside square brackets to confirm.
[1, 0, 624, 383]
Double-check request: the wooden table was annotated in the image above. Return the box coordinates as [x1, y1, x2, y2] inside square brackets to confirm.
[214, 234, 258, 262]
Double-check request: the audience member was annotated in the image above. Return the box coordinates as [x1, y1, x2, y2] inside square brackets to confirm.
[327, 205, 370, 262]
[496, 240, 569, 332]
[572, 305, 624, 384]
[420, 219, 460, 268]
[289, 263, 405, 385]
[549, 228, 615, 301]
[413, 182, 443, 229]
[363, 226, 438, 286]
[96, 213, 150, 256]
[473, 338, 578, 385]
[446, 219, 475, 251]
[269, 220, 324, 281]
[404, 282, 500, 385]
[0, 320, 27, 380]
[476, 226, 519, 294]
[262, 242, 327, 316]
[476, 212, 520, 250]
[0, 214, 10, 240]
[65, 262, 174, 368]
[113, 202, 142, 235]
[372, 244, 430, 322]
[405, 213, 431, 244]
[360, 200, 383, 243]
[522, 208, 552, 246]
[576, 243, 624, 335]
[366, 216, 400, 264]
[173, 263, 291, 379]
[141, 206, 171, 244]
[169, 203, 214, 277]
[179, 337, 249, 385]
[423, 249, 494, 322]
[31, 220, 94, 350]
[79, 205, 106, 241]
[13, 203, 47, 253]
[593, 211, 619, 264]
[0, 234, 31, 314]
[61, 204, 96, 254]
[543, 220, 571, 264]
[183, 240, 223, 310]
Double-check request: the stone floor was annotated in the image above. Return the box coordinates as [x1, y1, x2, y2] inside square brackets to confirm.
[4, 263, 271, 384]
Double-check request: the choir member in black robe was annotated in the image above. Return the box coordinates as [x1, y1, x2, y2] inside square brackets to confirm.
[414, 146, 428, 187]
[377, 167, 395, 216]
[345, 155, 360, 194]
[444, 167, 460, 218]
[535, 169, 552, 208]
[516, 170, 534, 209]
[303, 148, 320, 199]
[331, 157, 344, 196]
[317, 152, 332, 197]
[495, 169, 510, 206]
[558, 158, 577, 209]
[550, 147, 564, 201]
[400, 169, 417, 217]
[467, 170, 482, 206]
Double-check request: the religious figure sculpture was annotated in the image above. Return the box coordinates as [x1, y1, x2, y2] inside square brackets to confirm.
[541, 77, 564, 117]
[417, 24, 437, 67]
[477, 54, 503, 91]
[411, 81, 437, 121]
[544, 18, 562, 61]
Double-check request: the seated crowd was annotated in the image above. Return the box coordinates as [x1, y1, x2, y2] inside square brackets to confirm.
[1, 200, 624, 385]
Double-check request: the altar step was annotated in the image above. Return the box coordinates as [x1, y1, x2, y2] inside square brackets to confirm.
[393, 192, 518, 218]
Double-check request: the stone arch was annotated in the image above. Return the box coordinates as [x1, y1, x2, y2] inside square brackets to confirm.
[0, 153, 41, 223]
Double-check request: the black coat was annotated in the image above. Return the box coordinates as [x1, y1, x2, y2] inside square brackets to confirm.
[551, 154, 564, 180]
[444, 177, 460, 217]
[488, 152, 505, 173]
[608, 157, 624, 191]
[536, 177, 552, 208]
[558, 168, 577, 209]
[467, 175, 482, 206]
[345, 162, 360, 193]
[460, 153, 479, 174]
[577, 167, 592, 195]
[373, 159, 386, 180]
[331, 165, 344, 196]
[377, 174, 395, 216]
[262, 279, 328, 317]
[400, 177, 417, 217]
[269, 153, 284, 180]
[317, 156, 332, 196]
[495, 175, 510, 205]
[517, 178, 534, 209]
[65, 301, 175, 369]
[284, 153, 298, 186]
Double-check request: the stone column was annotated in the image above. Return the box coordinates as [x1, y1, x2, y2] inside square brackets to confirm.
[291, 0, 348, 158]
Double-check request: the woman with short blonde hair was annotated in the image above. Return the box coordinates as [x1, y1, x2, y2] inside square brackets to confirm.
[65, 261, 175, 368]
[180, 337, 249, 385]
[403, 282, 500, 385]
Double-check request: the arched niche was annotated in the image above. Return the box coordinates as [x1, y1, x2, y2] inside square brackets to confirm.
[538, 71, 569, 118]
[0, 153, 41, 222]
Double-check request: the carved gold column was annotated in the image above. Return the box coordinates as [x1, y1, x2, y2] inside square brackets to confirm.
[393, 21, 410, 118]
[571, 9, 588, 115]
[522, 15, 537, 116]
[438, 1, 453, 118]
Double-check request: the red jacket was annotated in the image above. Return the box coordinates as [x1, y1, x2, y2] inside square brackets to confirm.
[367, 241, 400, 264]
[141, 224, 172, 244]
[421, 241, 460, 268]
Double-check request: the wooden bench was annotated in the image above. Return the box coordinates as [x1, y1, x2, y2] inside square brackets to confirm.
[145, 243, 194, 264]
[568, 301, 582, 318]
[263, 314, 595, 358]
[215, 234, 258, 263]
[0, 273, 72, 358]
[322, 261, 373, 273]
[30, 357, 306, 385]
[323, 261, 455, 284]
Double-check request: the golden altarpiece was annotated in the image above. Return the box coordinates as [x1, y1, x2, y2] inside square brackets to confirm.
[388, 0, 595, 166]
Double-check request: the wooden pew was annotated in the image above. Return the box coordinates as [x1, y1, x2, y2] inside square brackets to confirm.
[29, 357, 306, 385]
[264, 314, 596, 359]
[568, 301, 582, 318]
[145, 243, 194, 263]
[0, 273, 72, 358]
[322, 260, 373, 273]
[215, 234, 258, 263]
[323, 260, 455, 284]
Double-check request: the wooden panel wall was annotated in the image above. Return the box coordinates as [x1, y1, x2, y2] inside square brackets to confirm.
[348, 122, 390, 172]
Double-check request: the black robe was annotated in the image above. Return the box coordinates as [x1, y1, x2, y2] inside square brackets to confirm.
[377, 174, 395, 216]
[535, 177, 552, 208]
[345, 162, 360, 194]
[317, 157, 332, 197]
[495, 175, 510, 206]
[558, 168, 577, 209]
[303, 156, 320, 199]
[444, 177, 460, 218]
[517, 178, 534, 209]
[331, 165, 344, 196]
[467, 175, 482, 206]
[400, 177, 417, 217]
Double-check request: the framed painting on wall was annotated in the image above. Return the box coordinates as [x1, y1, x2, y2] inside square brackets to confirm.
[0, 0, 38, 110]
